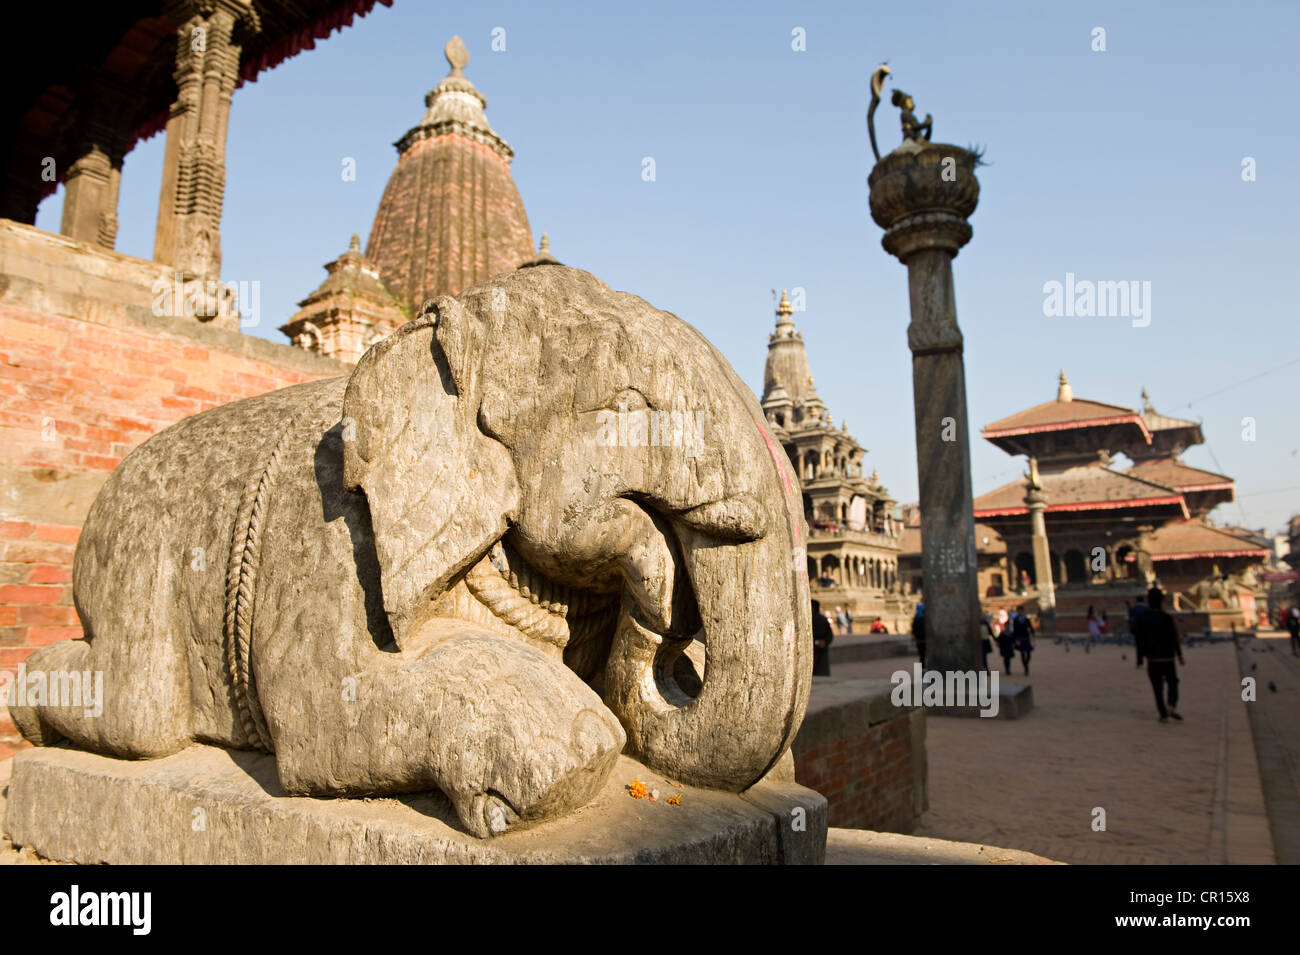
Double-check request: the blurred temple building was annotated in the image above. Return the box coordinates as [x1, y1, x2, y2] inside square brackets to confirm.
[970, 372, 1270, 632]
[760, 291, 912, 629]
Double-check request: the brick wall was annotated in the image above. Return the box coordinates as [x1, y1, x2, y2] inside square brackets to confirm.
[793, 678, 927, 833]
[0, 219, 346, 751]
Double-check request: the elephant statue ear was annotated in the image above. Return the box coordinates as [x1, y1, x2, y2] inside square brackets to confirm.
[342, 297, 519, 642]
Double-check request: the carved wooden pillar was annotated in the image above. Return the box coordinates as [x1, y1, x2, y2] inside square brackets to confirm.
[153, 1, 250, 288]
[59, 74, 131, 249]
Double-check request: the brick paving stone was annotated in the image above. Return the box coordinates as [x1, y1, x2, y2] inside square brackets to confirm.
[833, 637, 1250, 864]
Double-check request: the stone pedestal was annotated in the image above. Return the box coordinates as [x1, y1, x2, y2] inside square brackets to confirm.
[926, 680, 1034, 720]
[4, 745, 827, 865]
[868, 142, 982, 676]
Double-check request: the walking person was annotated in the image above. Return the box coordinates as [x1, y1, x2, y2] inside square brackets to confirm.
[1086, 605, 1101, 653]
[1013, 607, 1034, 676]
[1127, 593, 1148, 640]
[1133, 587, 1185, 722]
[996, 616, 1016, 675]
[980, 611, 995, 670]
[811, 598, 834, 676]
[844, 608, 854, 635]
[1287, 606, 1300, 657]
[835, 606, 848, 636]
[911, 603, 926, 669]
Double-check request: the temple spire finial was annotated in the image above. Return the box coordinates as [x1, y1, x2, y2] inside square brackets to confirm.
[445, 35, 469, 75]
[1057, 369, 1073, 403]
[348, 233, 361, 254]
[1141, 387, 1153, 413]
[774, 288, 796, 335]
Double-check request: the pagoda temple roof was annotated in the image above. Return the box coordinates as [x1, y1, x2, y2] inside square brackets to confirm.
[973, 466, 1188, 519]
[981, 372, 1154, 463]
[982, 397, 1151, 441]
[1125, 458, 1234, 495]
[1142, 408, 1201, 435]
[1143, 519, 1271, 562]
[1140, 389, 1202, 437]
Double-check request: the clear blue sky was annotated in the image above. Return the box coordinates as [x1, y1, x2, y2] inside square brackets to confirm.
[37, 0, 1300, 533]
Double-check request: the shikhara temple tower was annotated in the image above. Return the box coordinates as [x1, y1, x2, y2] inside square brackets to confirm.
[974, 372, 1269, 630]
[761, 291, 910, 625]
[286, 35, 534, 362]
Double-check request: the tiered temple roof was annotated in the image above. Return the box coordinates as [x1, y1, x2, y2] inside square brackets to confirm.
[981, 371, 1151, 466]
[974, 466, 1188, 521]
[1143, 520, 1271, 564]
[1130, 389, 1204, 462]
[975, 374, 1267, 613]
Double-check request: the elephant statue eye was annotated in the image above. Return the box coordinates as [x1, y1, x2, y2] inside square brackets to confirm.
[605, 388, 649, 413]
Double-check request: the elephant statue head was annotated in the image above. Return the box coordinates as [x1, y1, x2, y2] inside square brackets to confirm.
[342, 266, 812, 790]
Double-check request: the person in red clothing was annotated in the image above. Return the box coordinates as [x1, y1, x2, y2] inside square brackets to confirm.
[1133, 587, 1186, 722]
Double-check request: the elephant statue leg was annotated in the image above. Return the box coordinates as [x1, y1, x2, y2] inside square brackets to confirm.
[10, 519, 195, 758]
[10, 620, 193, 759]
[256, 621, 626, 838]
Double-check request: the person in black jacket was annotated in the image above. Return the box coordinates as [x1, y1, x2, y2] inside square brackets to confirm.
[1134, 587, 1185, 722]
[812, 598, 834, 676]
[1012, 608, 1034, 675]
[995, 621, 1016, 675]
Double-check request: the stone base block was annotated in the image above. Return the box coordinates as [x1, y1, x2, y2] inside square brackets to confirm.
[826, 828, 1060, 865]
[928, 682, 1034, 720]
[3, 745, 827, 865]
[828, 635, 915, 665]
[795, 678, 925, 831]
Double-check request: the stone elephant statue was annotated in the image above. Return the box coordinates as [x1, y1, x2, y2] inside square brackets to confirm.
[11, 266, 812, 837]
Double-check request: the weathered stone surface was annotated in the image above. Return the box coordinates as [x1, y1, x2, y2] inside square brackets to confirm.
[10, 265, 812, 841]
[826, 827, 1060, 865]
[926, 681, 1034, 720]
[4, 747, 827, 864]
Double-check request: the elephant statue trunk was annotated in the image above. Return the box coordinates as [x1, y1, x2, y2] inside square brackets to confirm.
[604, 519, 809, 790]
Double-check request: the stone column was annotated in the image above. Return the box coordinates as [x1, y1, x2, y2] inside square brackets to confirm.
[869, 142, 982, 675]
[1024, 459, 1057, 636]
[153, 0, 251, 325]
[59, 73, 131, 249]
